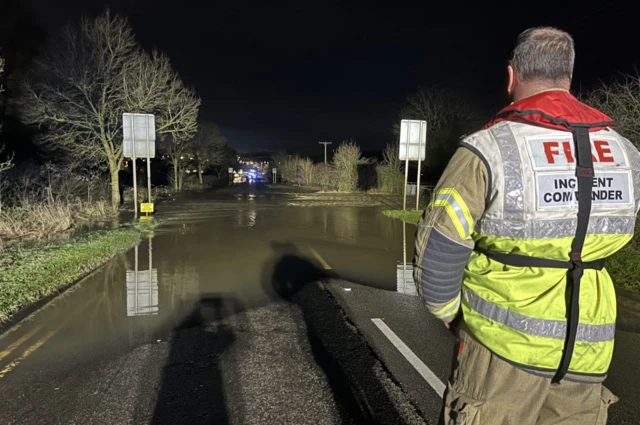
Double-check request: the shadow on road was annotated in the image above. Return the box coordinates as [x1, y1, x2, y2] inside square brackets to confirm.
[151, 295, 244, 425]
[263, 241, 410, 425]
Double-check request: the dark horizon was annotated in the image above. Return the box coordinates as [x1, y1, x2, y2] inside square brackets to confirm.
[2, 0, 639, 156]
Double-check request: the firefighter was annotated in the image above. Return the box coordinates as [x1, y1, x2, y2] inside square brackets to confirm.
[413, 27, 640, 424]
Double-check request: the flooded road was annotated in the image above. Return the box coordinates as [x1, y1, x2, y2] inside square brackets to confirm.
[0, 184, 425, 424]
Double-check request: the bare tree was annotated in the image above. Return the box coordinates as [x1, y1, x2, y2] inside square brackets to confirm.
[189, 122, 226, 185]
[124, 50, 200, 190]
[395, 88, 480, 169]
[0, 55, 4, 134]
[396, 88, 479, 146]
[584, 71, 640, 145]
[210, 137, 236, 179]
[161, 135, 190, 191]
[0, 57, 13, 209]
[18, 12, 135, 207]
[17, 11, 200, 206]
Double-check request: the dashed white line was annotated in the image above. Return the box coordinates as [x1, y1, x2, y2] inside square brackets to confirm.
[371, 318, 446, 398]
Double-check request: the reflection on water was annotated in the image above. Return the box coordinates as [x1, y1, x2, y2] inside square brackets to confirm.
[160, 264, 200, 310]
[235, 208, 257, 229]
[331, 208, 359, 243]
[396, 264, 418, 296]
[126, 242, 159, 317]
[126, 270, 159, 316]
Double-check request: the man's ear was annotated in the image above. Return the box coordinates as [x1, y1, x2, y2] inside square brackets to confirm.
[507, 65, 516, 97]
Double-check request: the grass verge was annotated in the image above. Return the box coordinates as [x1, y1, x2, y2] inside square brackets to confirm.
[0, 224, 154, 323]
[382, 209, 423, 225]
[606, 248, 640, 293]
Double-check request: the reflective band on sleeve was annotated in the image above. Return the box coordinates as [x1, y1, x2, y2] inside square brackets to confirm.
[429, 189, 473, 239]
[478, 216, 635, 239]
[433, 293, 461, 319]
[463, 289, 615, 343]
[491, 125, 525, 220]
[620, 137, 640, 208]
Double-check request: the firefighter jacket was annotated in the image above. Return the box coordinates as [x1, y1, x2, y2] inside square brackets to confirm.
[414, 90, 640, 382]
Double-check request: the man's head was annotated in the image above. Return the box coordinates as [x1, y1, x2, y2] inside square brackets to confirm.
[507, 27, 575, 101]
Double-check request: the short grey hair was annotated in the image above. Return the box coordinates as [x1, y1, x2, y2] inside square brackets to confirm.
[510, 27, 575, 82]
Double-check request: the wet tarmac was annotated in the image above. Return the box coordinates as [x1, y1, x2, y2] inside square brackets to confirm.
[1, 183, 639, 424]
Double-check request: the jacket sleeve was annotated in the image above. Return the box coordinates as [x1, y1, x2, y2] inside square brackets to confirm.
[413, 146, 489, 322]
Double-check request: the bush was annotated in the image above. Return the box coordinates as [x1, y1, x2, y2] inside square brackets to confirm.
[0, 163, 115, 241]
[313, 163, 334, 190]
[0, 203, 72, 239]
[377, 164, 404, 194]
[333, 140, 361, 192]
[375, 142, 404, 194]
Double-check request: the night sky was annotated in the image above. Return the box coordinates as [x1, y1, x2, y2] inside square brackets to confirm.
[6, 0, 640, 156]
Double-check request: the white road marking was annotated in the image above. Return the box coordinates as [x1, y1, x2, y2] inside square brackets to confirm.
[371, 318, 446, 398]
[308, 245, 332, 270]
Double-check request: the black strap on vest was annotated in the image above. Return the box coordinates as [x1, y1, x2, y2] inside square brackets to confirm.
[474, 246, 605, 270]
[475, 122, 602, 383]
[555, 125, 594, 383]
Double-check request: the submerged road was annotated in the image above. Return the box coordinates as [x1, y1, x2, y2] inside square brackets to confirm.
[0, 184, 638, 424]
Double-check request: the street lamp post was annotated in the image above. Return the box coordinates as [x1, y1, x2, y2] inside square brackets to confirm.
[319, 142, 332, 165]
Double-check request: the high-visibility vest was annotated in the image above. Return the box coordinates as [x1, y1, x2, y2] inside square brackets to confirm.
[461, 114, 640, 380]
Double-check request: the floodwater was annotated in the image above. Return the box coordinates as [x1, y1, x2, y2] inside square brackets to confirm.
[6, 185, 410, 348]
[0, 184, 426, 424]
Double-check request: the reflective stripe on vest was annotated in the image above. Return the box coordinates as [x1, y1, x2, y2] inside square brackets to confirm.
[478, 216, 635, 239]
[464, 289, 615, 343]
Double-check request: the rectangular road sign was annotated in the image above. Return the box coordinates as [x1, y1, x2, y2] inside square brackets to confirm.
[123, 113, 156, 159]
[399, 119, 427, 161]
[140, 203, 154, 213]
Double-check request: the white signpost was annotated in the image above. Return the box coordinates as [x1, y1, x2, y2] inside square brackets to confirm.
[398, 119, 427, 289]
[272, 168, 277, 184]
[123, 113, 156, 217]
[399, 119, 427, 211]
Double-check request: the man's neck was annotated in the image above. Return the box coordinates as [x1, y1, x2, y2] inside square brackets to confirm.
[513, 80, 571, 102]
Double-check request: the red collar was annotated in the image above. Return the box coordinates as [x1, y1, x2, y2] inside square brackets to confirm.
[484, 91, 615, 132]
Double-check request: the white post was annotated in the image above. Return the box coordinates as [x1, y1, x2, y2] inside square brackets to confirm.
[146, 115, 152, 204]
[319, 142, 332, 165]
[416, 123, 423, 211]
[403, 157, 410, 211]
[131, 116, 138, 217]
[402, 156, 410, 288]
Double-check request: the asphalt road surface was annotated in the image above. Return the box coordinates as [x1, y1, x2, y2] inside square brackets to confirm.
[0, 184, 638, 424]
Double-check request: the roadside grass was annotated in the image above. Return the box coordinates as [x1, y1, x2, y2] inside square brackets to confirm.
[0, 225, 151, 323]
[0, 200, 115, 240]
[382, 209, 423, 225]
[606, 248, 640, 293]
